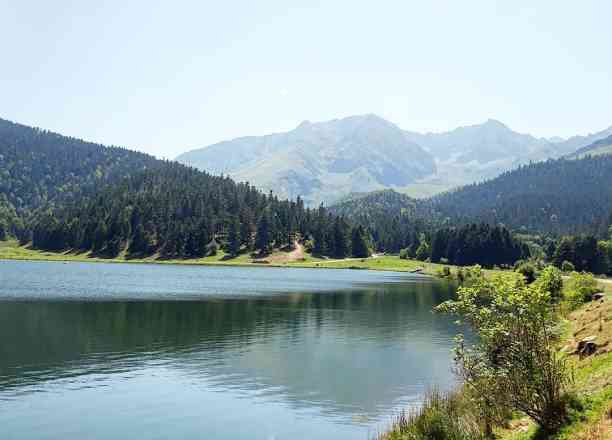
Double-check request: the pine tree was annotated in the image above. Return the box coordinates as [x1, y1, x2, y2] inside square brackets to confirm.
[332, 217, 349, 258]
[312, 222, 326, 256]
[255, 212, 271, 255]
[351, 225, 370, 258]
[240, 218, 253, 251]
[227, 217, 240, 256]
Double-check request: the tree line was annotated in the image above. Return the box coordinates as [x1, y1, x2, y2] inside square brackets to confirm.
[28, 163, 371, 259]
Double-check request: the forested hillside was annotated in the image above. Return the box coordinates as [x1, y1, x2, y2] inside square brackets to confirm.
[568, 133, 612, 158]
[30, 163, 370, 259]
[330, 190, 434, 252]
[429, 156, 612, 235]
[0, 117, 370, 260]
[334, 156, 612, 238]
[5, 115, 610, 269]
[0, 118, 159, 219]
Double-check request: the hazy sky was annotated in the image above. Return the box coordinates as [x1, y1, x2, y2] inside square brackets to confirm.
[2, 1, 611, 158]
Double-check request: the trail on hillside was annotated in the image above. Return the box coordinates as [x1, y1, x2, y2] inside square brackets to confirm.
[259, 241, 305, 264]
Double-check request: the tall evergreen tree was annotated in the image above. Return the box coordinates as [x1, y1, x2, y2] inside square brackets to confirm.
[227, 217, 241, 256]
[351, 225, 370, 258]
[331, 217, 349, 258]
[255, 212, 271, 255]
[239, 217, 253, 251]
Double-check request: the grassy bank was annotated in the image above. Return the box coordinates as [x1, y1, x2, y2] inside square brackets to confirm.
[0, 239, 503, 277]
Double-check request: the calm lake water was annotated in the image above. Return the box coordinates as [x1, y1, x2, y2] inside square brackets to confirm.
[0, 260, 460, 440]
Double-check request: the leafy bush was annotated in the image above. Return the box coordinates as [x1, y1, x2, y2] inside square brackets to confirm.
[534, 266, 564, 300]
[437, 270, 574, 434]
[515, 261, 537, 284]
[561, 260, 575, 273]
[303, 239, 313, 253]
[564, 272, 600, 306]
[399, 248, 409, 260]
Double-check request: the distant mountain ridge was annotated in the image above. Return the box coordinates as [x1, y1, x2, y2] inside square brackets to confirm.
[177, 115, 436, 206]
[403, 120, 612, 194]
[178, 115, 612, 204]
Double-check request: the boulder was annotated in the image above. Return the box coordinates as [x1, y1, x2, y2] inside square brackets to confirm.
[576, 336, 598, 357]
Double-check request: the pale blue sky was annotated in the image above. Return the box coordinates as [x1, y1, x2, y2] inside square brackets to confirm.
[2, 1, 611, 158]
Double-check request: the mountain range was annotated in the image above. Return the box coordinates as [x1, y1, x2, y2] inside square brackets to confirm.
[177, 115, 436, 206]
[2, 115, 612, 257]
[177, 115, 612, 205]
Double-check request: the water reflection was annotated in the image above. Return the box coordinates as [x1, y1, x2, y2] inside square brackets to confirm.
[0, 262, 460, 440]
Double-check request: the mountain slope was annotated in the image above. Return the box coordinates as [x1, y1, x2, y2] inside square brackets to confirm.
[0, 117, 159, 217]
[332, 155, 612, 239]
[568, 134, 612, 159]
[177, 115, 437, 205]
[179, 116, 612, 202]
[428, 156, 612, 234]
[402, 120, 612, 194]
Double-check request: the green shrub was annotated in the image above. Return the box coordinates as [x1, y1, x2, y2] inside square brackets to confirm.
[561, 260, 575, 273]
[534, 266, 564, 300]
[515, 261, 537, 284]
[303, 239, 313, 254]
[564, 271, 600, 306]
[399, 248, 409, 260]
[437, 272, 574, 434]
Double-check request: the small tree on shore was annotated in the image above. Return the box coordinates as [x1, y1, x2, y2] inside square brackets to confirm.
[437, 267, 574, 435]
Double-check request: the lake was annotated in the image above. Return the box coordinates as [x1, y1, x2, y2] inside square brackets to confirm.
[0, 260, 460, 440]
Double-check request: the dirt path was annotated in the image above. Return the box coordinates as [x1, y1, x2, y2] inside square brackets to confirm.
[258, 241, 305, 264]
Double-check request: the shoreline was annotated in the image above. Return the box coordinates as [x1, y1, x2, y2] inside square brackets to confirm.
[0, 241, 433, 274]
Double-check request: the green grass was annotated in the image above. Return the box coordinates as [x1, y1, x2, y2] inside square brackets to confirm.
[0, 240, 268, 267]
[0, 240, 509, 279]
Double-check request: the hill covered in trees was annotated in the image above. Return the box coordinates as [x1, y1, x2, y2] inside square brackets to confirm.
[30, 163, 371, 259]
[0, 118, 159, 225]
[568, 133, 612, 158]
[330, 190, 434, 253]
[333, 155, 612, 241]
[0, 118, 369, 259]
[429, 155, 612, 235]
